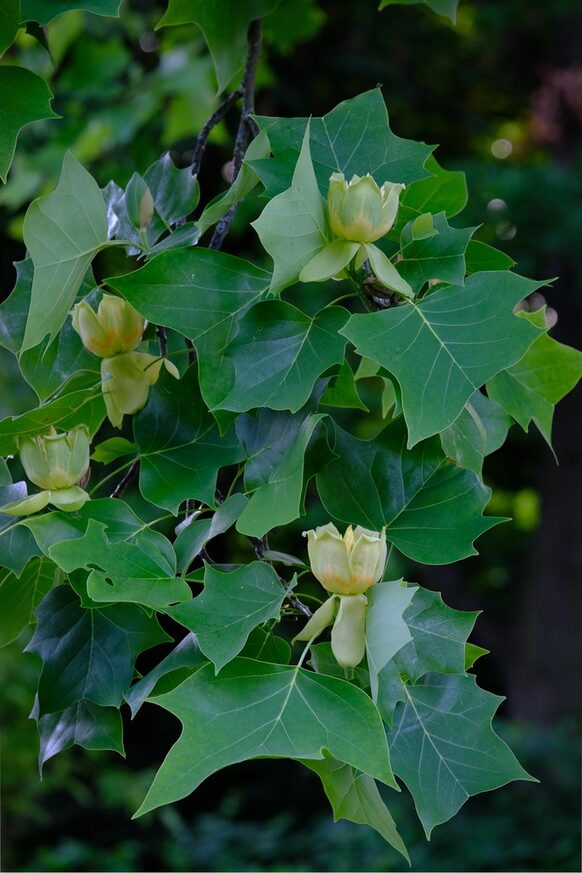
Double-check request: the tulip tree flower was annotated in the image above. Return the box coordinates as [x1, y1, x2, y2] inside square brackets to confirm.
[294, 522, 387, 667]
[71, 294, 179, 428]
[0, 426, 91, 516]
[299, 172, 412, 298]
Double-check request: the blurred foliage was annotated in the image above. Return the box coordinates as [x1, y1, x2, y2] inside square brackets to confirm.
[1, 0, 581, 870]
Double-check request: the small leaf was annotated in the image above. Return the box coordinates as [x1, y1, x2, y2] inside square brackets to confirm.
[388, 673, 536, 837]
[36, 699, 124, 771]
[440, 390, 511, 474]
[341, 271, 547, 446]
[144, 152, 199, 225]
[303, 758, 409, 861]
[0, 66, 57, 183]
[397, 212, 475, 293]
[135, 658, 395, 816]
[91, 437, 138, 464]
[252, 123, 328, 294]
[22, 152, 108, 350]
[166, 562, 286, 672]
[299, 240, 359, 284]
[366, 580, 417, 701]
[26, 585, 170, 715]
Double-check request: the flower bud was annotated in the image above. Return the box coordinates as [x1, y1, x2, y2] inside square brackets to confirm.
[101, 351, 179, 428]
[19, 426, 90, 491]
[331, 594, 368, 668]
[72, 294, 145, 358]
[304, 522, 386, 595]
[327, 172, 404, 244]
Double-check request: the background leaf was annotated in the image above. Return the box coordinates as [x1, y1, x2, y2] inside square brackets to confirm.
[0, 66, 57, 183]
[0, 557, 55, 646]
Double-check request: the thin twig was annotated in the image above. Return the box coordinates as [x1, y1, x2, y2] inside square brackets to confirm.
[191, 86, 244, 177]
[156, 325, 168, 356]
[209, 18, 262, 250]
[111, 460, 139, 499]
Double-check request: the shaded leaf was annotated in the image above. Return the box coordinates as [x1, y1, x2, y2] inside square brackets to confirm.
[465, 240, 515, 274]
[20, 0, 121, 25]
[144, 152, 200, 226]
[0, 557, 55, 646]
[125, 634, 207, 717]
[396, 155, 467, 231]
[379, 0, 459, 22]
[398, 212, 475, 293]
[174, 493, 248, 573]
[0, 482, 42, 575]
[36, 700, 124, 771]
[0, 0, 21, 56]
[440, 390, 511, 473]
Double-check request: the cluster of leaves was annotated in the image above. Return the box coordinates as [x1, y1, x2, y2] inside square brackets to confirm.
[1, 0, 581, 865]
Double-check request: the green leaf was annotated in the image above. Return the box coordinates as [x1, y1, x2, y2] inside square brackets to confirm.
[0, 66, 57, 183]
[340, 272, 547, 446]
[252, 123, 328, 294]
[388, 673, 536, 837]
[465, 240, 515, 274]
[440, 389, 511, 473]
[321, 360, 368, 411]
[299, 240, 359, 284]
[125, 634, 207, 717]
[203, 301, 348, 414]
[379, 0, 459, 22]
[132, 366, 245, 515]
[465, 642, 489, 670]
[166, 562, 286, 672]
[309, 642, 370, 689]
[398, 212, 475, 293]
[487, 331, 582, 448]
[48, 519, 191, 609]
[158, 0, 281, 94]
[144, 152, 200, 226]
[0, 377, 105, 456]
[396, 155, 468, 230]
[91, 437, 138, 464]
[106, 248, 270, 410]
[196, 129, 271, 236]
[134, 657, 396, 816]
[0, 481, 43, 575]
[240, 626, 291, 665]
[20, 0, 121, 25]
[366, 580, 417, 701]
[0, 0, 21, 56]
[174, 493, 248, 573]
[303, 758, 409, 861]
[316, 418, 501, 564]
[36, 700, 124, 771]
[22, 152, 108, 351]
[253, 89, 432, 198]
[394, 587, 479, 682]
[0, 557, 55, 646]
[27, 585, 170, 715]
[236, 408, 325, 538]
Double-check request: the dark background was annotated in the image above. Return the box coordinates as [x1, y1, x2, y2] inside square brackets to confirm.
[1, 1, 581, 870]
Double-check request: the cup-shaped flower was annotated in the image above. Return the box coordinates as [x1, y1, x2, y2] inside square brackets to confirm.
[101, 351, 179, 428]
[19, 426, 90, 491]
[327, 172, 405, 244]
[304, 522, 387, 595]
[72, 294, 145, 358]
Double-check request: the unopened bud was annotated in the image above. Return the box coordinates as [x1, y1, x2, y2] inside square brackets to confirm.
[327, 173, 404, 243]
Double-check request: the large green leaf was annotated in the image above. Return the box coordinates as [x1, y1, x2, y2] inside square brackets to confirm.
[48, 519, 191, 609]
[440, 390, 511, 474]
[0, 0, 20, 56]
[235, 408, 325, 538]
[252, 124, 328, 294]
[379, 0, 459, 22]
[202, 301, 348, 414]
[341, 272, 547, 446]
[134, 658, 396, 816]
[252, 89, 432, 198]
[387, 673, 536, 837]
[316, 418, 501, 564]
[398, 212, 475, 293]
[158, 0, 281, 94]
[303, 758, 409, 861]
[27, 585, 170, 715]
[22, 152, 108, 351]
[36, 700, 124, 771]
[487, 330, 582, 448]
[0, 482, 42, 575]
[0, 66, 57, 183]
[365, 580, 417, 701]
[132, 366, 245, 514]
[167, 562, 285, 672]
[0, 557, 55, 646]
[20, 0, 121, 25]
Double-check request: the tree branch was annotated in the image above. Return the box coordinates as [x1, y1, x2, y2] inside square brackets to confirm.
[111, 460, 139, 499]
[191, 85, 243, 177]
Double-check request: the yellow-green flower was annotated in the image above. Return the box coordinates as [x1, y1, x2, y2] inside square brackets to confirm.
[101, 351, 179, 429]
[72, 294, 145, 358]
[304, 522, 387, 595]
[327, 172, 404, 243]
